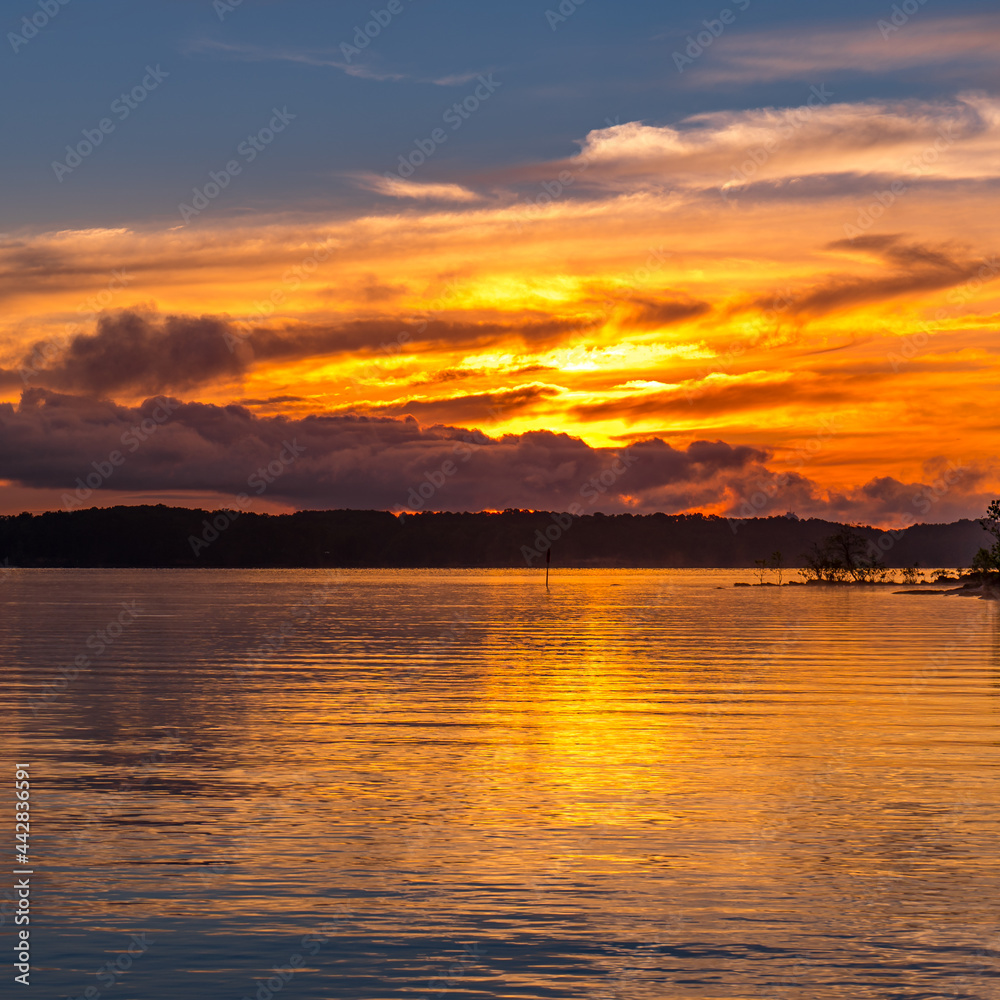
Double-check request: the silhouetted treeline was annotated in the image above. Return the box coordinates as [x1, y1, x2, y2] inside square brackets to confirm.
[0, 506, 991, 569]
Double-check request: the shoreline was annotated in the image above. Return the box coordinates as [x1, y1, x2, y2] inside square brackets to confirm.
[735, 578, 999, 600]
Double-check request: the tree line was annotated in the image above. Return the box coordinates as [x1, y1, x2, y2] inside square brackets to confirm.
[0, 505, 994, 570]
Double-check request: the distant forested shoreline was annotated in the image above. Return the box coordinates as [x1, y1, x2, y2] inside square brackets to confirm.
[0, 505, 992, 570]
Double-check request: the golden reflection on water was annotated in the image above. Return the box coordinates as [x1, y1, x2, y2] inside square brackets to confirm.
[2, 569, 999, 999]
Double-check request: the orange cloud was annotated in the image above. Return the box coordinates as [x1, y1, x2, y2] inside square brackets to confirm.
[1, 88, 998, 518]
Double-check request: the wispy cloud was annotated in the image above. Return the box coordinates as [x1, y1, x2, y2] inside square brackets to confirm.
[188, 39, 490, 86]
[187, 38, 407, 81]
[691, 15, 1000, 84]
[431, 70, 495, 87]
[355, 174, 483, 202]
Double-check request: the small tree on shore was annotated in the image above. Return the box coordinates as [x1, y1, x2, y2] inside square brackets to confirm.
[802, 541, 848, 582]
[972, 499, 1000, 579]
[801, 529, 886, 582]
[754, 551, 785, 585]
[770, 550, 784, 586]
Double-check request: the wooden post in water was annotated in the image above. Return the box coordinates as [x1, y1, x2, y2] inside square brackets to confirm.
[545, 547, 551, 589]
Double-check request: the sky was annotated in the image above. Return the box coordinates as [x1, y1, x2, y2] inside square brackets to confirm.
[0, 0, 998, 525]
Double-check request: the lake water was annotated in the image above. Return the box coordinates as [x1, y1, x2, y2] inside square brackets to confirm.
[2, 568, 999, 999]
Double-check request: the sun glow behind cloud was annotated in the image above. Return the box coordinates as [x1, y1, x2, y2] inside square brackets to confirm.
[1, 76, 998, 522]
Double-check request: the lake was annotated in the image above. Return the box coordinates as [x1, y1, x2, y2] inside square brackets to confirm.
[2, 568, 999, 999]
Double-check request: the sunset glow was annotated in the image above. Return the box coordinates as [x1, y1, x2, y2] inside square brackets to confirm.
[1, 8, 997, 524]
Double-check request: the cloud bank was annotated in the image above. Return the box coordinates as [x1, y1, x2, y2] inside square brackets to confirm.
[0, 390, 991, 526]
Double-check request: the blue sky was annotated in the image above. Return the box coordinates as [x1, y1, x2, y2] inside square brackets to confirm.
[3, 0, 996, 230]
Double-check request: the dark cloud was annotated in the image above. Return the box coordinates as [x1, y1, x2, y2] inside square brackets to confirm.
[0, 243, 73, 301]
[249, 315, 587, 364]
[409, 368, 484, 386]
[409, 363, 559, 387]
[722, 464, 993, 525]
[751, 236, 993, 318]
[629, 297, 711, 328]
[0, 390, 989, 522]
[347, 384, 562, 423]
[572, 379, 849, 421]
[358, 276, 408, 302]
[0, 389, 773, 514]
[712, 175, 1000, 206]
[828, 234, 964, 273]
[20, 311, 248, 396]
[237, 395, 306, 405]
[18, 309, 590, 397]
